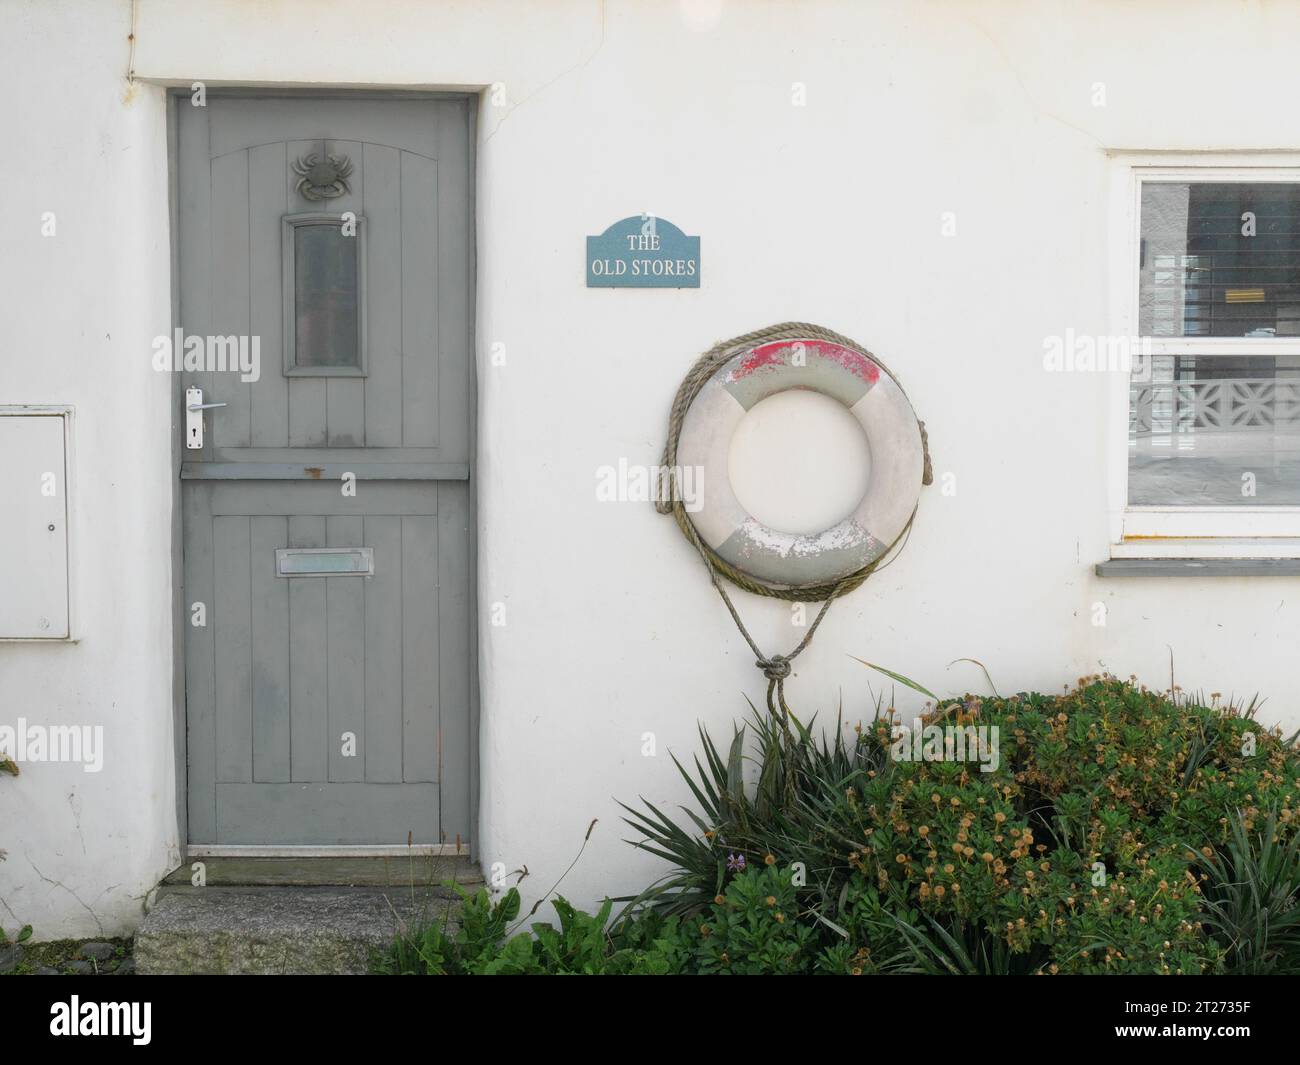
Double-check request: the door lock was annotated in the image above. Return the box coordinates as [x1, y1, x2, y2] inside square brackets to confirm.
[185, 386, 227, 450]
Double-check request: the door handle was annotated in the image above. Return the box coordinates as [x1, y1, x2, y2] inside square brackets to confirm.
[185, 386, 226, 450]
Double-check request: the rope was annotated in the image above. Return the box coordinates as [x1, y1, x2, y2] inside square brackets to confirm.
[654, 322, 931, 717]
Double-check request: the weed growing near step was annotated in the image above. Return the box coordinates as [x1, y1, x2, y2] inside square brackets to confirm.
[0, 929, 134, 977]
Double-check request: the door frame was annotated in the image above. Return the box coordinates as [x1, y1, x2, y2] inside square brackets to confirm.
[165, 87, 480, 858]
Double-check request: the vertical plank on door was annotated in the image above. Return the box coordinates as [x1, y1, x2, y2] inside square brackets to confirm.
[183, 485, 217, 841]
[214, 514, 253, 784]
[177, 106, 213, 464]
[250, 516, 290, 782]
[402, 513, 439, 781]
[210, 150, 252, 448]
[363, 515, 403, 782]
[249, 143, 288, 448]
[437, 483, 473, 841]
[327, 514, 365, 782]
[288, 514, 328, 782]
[287, 138, 328, 447]
[401, 151, 439, 447]
[434, 100, 472, 464]
[326, 138, 366, 447]
[363, 143, 402, 448]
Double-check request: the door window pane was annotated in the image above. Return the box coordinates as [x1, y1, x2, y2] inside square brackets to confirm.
[294, 223, 359, 368]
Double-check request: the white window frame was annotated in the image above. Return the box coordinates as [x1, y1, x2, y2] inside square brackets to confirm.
[1107, 151, 1300, 558]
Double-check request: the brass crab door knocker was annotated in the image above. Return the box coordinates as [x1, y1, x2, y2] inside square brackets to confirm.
[293, 152, 353, 201]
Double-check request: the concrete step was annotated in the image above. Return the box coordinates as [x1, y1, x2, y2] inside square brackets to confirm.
[137, 858, 484, 975]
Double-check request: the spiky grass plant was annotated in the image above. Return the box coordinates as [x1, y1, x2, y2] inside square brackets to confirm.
[1194, 811, 1300, 975]
[618, 696, 893, 919]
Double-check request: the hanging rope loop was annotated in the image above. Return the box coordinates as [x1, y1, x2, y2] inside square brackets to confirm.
[655, 322, 931, 700]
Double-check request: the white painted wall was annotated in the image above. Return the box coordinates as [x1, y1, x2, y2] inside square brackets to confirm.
[0, 1, 177, 938]
[6, 0, 1300, 935]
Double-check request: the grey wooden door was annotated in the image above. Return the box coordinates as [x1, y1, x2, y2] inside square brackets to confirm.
[177, 95, 473, 846]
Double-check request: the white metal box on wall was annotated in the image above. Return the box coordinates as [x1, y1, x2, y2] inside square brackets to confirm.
[0, 408, 71, 639]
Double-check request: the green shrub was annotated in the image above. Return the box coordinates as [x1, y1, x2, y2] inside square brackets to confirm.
[672, 864, 817, 974]
[622, 676, 1300, 975]
[376, 866, 818, 975]
[376, 883, 686, 975]
[378, 677, 1300, 975]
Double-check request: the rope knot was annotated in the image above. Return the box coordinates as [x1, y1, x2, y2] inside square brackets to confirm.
[758, 655, 792, 681]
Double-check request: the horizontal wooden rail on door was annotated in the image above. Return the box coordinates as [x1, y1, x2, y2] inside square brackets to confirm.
[180, 462, 469, 480]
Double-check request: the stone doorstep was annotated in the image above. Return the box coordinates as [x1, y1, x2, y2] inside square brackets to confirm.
[135, 884, 472, 975]
[137, 857, 485, 975]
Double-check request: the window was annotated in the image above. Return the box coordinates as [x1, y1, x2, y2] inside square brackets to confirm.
[1110, 157, 1300, 554]
[282, 213, 367, 376]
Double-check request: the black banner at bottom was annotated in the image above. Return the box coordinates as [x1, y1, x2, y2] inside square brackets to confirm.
[0, 974, 1290, 1049]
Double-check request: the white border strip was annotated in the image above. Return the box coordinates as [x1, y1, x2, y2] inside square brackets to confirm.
[188, 844, 471, 858]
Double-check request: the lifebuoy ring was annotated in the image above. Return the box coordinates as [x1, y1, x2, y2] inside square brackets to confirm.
[674, 337, 925, 589]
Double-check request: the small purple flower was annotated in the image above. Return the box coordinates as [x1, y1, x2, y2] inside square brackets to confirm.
[726, 852, 746, 872]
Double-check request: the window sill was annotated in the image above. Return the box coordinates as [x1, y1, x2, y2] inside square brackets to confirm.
[1096, 558, 1300, 577]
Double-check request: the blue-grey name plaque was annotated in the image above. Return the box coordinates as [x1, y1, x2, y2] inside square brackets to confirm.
[586, 215, 700, 288]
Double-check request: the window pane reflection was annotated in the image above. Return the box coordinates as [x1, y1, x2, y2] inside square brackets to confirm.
[1129, 353, 1300, 505]
[1139, 183, 1300, 339]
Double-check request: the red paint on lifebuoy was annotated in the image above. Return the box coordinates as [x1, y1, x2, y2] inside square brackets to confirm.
[732, 340, 881, 385]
